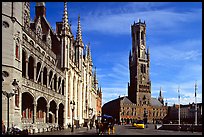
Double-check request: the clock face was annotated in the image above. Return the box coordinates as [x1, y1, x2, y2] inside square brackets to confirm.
[141, 45, 145, 50]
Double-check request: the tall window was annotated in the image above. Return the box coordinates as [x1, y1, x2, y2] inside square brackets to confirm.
[15, 89, 19, 107]
[141, 31, 144, 40]
[136, 31, 139, 40]
[15, 39, 20, 59]
[141, 64, 146, 73]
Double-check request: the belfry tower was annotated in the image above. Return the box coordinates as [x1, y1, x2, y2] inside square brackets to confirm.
[128, 19, 151, 106]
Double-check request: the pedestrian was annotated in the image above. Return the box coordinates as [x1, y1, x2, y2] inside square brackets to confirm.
[2, 120, 6, 135]
[87, 123, 89, 131]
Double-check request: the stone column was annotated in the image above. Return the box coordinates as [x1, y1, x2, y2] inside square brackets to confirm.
[46, 104, 50, 123]
[33, 102, 37, 124]
[34, 65, 37, 82]
[56, 106, 59, 125]
[47, 72, 49, 88]
[41, 71, 43, 85]
[56, 79, 58, 93]
[26, 59, 29, 79]
[63, 108, 66, 128]
[52, 79, 54, 90]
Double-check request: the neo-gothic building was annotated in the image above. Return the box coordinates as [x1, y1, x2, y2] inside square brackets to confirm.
[2, 2, 102, 133]
[102, 20, 167, 124]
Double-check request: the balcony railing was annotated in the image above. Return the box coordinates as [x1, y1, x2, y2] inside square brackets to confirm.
[22, 77, 65, 100]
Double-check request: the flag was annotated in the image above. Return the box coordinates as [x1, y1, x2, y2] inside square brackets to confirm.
[178, 87, 180, 99]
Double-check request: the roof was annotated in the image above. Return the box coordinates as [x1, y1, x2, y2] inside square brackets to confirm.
[150, 98, 163, 107]
[121, 96, 133, 104]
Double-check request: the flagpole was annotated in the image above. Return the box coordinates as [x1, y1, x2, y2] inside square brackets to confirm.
[195, 81, 197, 126]
[178, 86, 180, 126]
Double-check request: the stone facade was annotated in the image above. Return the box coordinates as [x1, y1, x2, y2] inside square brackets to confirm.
[102, 20, 167, 124]
[2, 2, 102, 133]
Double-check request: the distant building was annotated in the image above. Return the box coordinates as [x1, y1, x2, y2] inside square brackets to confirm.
[164, 103, 202, 124]
[102, 20, 168, 124]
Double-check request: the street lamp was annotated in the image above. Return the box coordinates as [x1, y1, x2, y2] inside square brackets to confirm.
[2, 79, 19, 133]
[144, 108, 148, 127]
[70, 100, 75, 132]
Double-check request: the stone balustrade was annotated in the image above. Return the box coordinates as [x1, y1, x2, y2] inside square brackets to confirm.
[22, 77, 65, 100]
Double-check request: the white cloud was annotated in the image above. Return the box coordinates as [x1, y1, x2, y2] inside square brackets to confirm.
[102, 87, 128, 105]
[77, 6, 201, 35]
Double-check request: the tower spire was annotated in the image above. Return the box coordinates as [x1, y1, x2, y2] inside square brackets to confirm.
[159, 87, 162, 97]
[62, 2, 69, 34]
[76, 15, 83, 47]
[87, 42, 91, 59]
[158, 87, 164, 105]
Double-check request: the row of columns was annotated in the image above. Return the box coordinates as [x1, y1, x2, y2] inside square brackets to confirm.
[24, 58, 64, 94]
[31, 102, 61, 125]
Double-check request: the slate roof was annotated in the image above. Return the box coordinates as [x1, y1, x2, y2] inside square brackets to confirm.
[150, 98, 163, 107]
[121, 96, 133, 104]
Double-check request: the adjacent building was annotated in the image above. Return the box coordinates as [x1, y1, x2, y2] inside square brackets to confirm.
[102, 20, 168, 124]
[2, 2, 102, 133]
[164, 103, 202, 124]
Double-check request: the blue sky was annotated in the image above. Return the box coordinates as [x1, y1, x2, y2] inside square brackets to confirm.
[30, 2, 202, 106]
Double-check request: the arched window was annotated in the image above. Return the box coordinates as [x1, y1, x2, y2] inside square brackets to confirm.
[36, 62, 41, 83]
[62, 80, 64, 95]
[49, 71, 53, 89]
[2, 21, 9, 28]
[15, 38, 21, 60]
[136, 31, 139, 40]
[141, 64, 146, 73]
[22, 50, 26, 77]
[15, 88, 19, 107]
[58, 77, 61, 94]
[15, 43, 20, 59]
[30, 40, 34, 46]
[141, 31, 144, 40]
[43, 67, 47, 86]
[28, 56, 34, 80]
[54, 74, 57, 91]
[36, 46, 40, 52]
[23, 34, 28, 41]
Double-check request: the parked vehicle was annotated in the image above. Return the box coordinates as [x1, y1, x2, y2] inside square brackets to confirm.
[132, 120, 145, 129]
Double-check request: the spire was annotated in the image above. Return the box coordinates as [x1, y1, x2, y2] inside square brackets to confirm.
[76, 15, 83, 47]
[94, 67, 97, 80]
[87, 42, 92, 60]
[158, 87, 164, 105]
[159, 87, 162, 97]
[165, 98, 168, 106]
[62, 2, 69, 34]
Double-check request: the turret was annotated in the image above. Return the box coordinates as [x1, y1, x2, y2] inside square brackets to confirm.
[86, 42, 92, 64]
[35, 2, 46, 17]
[62, 2, 69, 36]
[76, 15, 83, 48]
[76, 15, 84, 70]
[61, 2, 72, 69]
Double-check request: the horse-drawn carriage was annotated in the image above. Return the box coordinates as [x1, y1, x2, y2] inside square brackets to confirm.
[96, 114, 115, 135]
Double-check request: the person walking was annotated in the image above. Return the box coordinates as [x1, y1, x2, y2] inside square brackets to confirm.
[2, 120, 6, 135]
